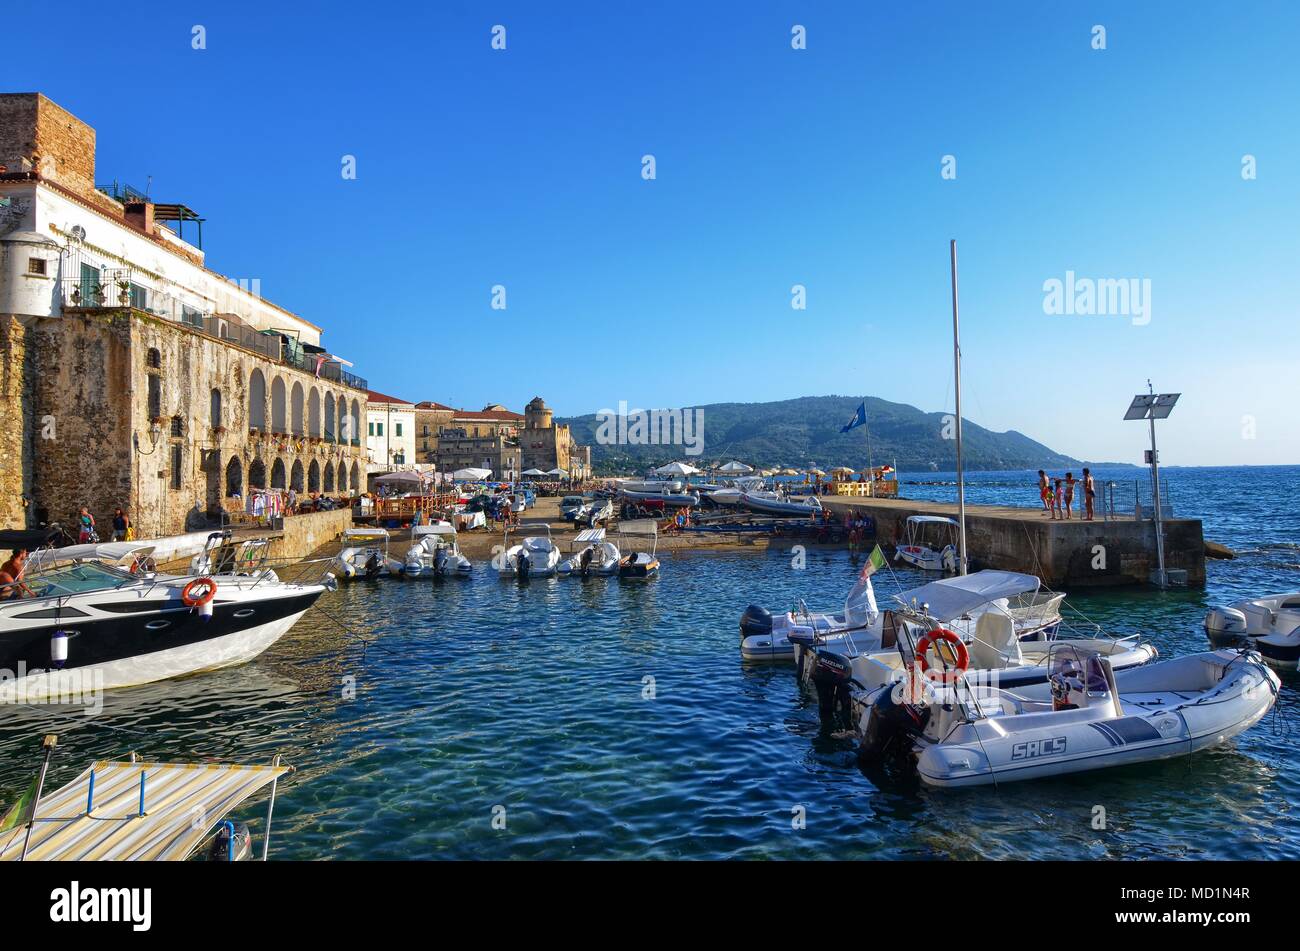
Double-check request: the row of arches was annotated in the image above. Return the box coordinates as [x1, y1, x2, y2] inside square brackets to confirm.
[247, 369, 361, 441]
[222, 455, 362, 497]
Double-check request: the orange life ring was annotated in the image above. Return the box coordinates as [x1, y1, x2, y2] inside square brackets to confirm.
[913, 628, 969, 684]
[181, 577, 217, 608]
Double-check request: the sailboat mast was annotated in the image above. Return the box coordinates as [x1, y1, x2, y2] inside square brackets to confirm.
[949, 239, 968, 575]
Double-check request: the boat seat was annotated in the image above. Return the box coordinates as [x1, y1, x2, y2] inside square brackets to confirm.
[1240, 602, 1277, 634]
[967, 612, 1023, 670]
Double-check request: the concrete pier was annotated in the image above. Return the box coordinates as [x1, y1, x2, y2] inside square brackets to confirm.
[821, 496, 1205, 588]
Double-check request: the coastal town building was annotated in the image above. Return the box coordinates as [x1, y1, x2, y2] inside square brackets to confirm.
[520, 396, 590, 478]
[0, 92, 369, 535]
[434, 431, 521, 480]
[365, 390, 416, 471]
[414, 400, 455, 464]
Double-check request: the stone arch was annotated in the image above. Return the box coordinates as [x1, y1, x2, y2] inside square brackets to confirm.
[248, 457, 266, 489]
[270, 457, 287, 489]
[308, 387, 321, 438]
[290, 459, 304, 492]
[271, 377, 286, 432]
[350, 399, 360, 445]
[290, 382, 305, 436]
[225, 456, 243, 497]
[336, 395, 349, 441]
[350, 461, 360, 492]
[308, 459, 321, 493]
[249, 369, 267, 430]
[324, 393, 336, 441]
[323, 460, 335, 492]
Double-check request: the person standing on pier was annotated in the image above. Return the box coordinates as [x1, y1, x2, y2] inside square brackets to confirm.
[1052, 478, 1064, 520]
[1083, 468, 1096, 520]
[1038, 471, 1052, 514]
[112, 507, 130, 541]
[1063, 473, 1076, 520]
[77, 506, 96, 543]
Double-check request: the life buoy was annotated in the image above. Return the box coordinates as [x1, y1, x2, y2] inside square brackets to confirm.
[181, 577, 217, 608]
[913, 628, 969, 684]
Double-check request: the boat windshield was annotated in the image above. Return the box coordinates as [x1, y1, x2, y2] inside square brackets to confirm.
[23, 561, 137, 598]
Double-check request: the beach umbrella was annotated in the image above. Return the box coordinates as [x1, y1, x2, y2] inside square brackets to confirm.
[547, 467, 568, 477]
[373, 470, 427, 487]
[453, 467, 492, 481]
[653, 461, 701, 476]
[807, 468, 826, 477]
[716, 461, 753, 474]
[521, 468, 547, 477]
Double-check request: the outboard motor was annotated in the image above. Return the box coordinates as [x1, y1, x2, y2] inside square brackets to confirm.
[579, 546, 594, 577]
[434, 546, 450, 577]
[739, 604, 773, 637]
[1205, 606, 1248, 645]
[858, 686, 928, 764]
[206, 821, 253, 862]
[515, 549, 529, 577]
[364, 551, 382, 579]
[810, 650, 856, 732]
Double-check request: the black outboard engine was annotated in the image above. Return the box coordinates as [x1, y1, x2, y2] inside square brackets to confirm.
[579, 546, 594, 576]
[433, 546, 449, 576]
[516, 549, 529, 577]
[206, 821, 253, 861]
[364, 551, 382, 578]
[810, 650, 856, 732]
[739, 604, 773, 637]
[858, 685, 928, 764]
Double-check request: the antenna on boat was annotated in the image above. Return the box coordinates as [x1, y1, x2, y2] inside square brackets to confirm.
[949, 240, 968, 575]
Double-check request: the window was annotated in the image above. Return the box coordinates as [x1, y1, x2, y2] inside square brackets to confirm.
[393, 452, 405, 464]
[368, 421, 375, 437]
[129, 282, 149, 310]
[210, 389, 222, 429]
[170, 445, 183, 489]
[79, 262, 101, 305]
[171, 415, 185, 437]
[147, 348, 161, 369]
[147, 375, 162, 419]
[395, 422, 403, 437]
[376, 422, 384, 436]
[27, 258, 47, 276]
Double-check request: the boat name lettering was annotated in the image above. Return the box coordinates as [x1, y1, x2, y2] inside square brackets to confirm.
[1010, 736, 1066, 760]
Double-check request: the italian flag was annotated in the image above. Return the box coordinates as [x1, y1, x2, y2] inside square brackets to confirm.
[0, 772, 39, 833]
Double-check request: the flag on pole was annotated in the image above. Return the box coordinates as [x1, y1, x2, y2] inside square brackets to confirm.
[844, 544, 886, 622]
[0, 771, 40, 833]
[840, 401, 867, 433]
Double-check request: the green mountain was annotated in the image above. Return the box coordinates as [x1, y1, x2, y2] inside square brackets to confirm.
[559, 395, 1085, 475]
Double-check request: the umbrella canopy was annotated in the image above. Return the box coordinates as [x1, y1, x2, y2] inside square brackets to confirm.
[830, 466, 855, 475]
[716, 461, 753, 474]
[780, 468, 800, 476]
[373, 470, 427, 486]
[521, 468, 547, 476]
[453, 467, 492, 481]
[806, 468, 827, 476]
[547, 467, 568, 477]
[653, 461, 700, 476]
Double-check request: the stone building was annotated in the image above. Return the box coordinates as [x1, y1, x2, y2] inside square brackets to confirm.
[433, 431, 521, 480]
[520, 396, 590, 478]
[414, 400, 455, 463]
[0, 93, 368, 536]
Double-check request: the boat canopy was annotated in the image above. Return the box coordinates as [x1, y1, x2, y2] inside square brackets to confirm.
[0, 759, 289, 862]
[619, 519, 659, 537]
[27, 542, 157, 570]
[906, 515, 959, 525]
[892, 570, 1040, 622]
[573, 528, 607, 543]
[344, 527, 390, 539]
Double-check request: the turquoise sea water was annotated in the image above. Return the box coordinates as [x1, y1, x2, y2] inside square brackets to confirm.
[2, 465, 1297, 859]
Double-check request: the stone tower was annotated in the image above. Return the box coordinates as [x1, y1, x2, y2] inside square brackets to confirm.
[524, 396, 552, 430]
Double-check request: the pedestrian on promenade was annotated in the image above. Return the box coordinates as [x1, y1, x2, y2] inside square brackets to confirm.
[1038, 470, 1052, 515]
[77, 506, 97, 543]
[1063, 473, 1076, 520]
[1083, 468, 1096, 520]
[112, 507, 130, 541]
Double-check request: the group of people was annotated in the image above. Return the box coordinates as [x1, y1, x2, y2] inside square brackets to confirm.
[73, 506, 134, 543]
[1038, 468, 1096, 520]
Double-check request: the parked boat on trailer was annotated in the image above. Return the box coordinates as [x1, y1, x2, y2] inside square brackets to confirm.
[1205, 593, 1300, 669]
[740, 489, 822, 518]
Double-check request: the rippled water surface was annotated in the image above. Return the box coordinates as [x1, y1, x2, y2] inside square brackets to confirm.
[2, 465, 1297, 859]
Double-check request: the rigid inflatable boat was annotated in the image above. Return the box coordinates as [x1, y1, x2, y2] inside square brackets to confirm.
[1205, 593, 1300, 669]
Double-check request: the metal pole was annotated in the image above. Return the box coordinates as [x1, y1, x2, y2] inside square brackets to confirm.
[19, 735, 57, 861]
[261, 754, 282, 861]
[1147, 384, 1167, 586]
[949, 240, 968, 575]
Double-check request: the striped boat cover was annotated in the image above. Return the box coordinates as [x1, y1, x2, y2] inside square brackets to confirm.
[0, 760, 288, 861]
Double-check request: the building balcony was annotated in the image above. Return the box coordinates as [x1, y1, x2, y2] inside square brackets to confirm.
[59, 276, 369, 392]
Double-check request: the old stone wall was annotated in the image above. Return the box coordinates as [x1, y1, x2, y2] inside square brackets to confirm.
[0, 315, 33, 528]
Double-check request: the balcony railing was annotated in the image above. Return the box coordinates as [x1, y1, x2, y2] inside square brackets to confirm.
[61, 277, 367, 391]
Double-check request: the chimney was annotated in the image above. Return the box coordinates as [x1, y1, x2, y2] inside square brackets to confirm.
[124, 200, 155, 234]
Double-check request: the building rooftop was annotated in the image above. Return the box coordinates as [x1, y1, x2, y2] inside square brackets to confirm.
[366, 390, 415, 406]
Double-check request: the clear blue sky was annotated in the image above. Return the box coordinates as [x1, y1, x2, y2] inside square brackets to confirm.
[12, 1, 1299, 465]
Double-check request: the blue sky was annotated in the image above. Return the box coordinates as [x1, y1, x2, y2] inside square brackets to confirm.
[12, 1, 1299, 464]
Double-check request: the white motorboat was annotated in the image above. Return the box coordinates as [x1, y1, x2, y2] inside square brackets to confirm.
[708, 477, 764, 507]
[805, 577, 1156, 732]
[894, 515, 959, 572]
[740, 490, 822, 518]
[617, 519, 660, 578]
[557, 528, 620, 576]
[620, 485, 700, 507]
[1205, 593, 1300, 669]
[334, 527, 400, 580]
[0, 546, 329, 700]
[741, 568, 1064, 664]
[400, 522, 472, 578]
[854, 645, 1277, 787]
[497, 523, 560, 577]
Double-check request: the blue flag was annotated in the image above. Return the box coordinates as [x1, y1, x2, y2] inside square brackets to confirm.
[840, 401, 867, 433]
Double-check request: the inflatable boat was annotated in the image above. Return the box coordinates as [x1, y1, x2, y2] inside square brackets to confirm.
[401, 523, 472, 578]
[855, 646, 1277, 787]
[1205, 593, 1300, 669]
[557, 528, 620, 576]
[740, 491, 822, 518]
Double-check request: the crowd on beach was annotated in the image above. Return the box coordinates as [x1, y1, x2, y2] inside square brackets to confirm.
[1037, 468, 1096, 520]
